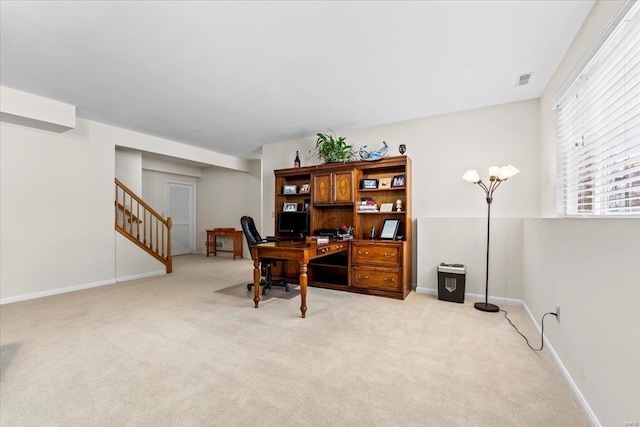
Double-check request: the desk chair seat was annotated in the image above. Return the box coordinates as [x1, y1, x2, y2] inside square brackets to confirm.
[240, 216, 290, 295]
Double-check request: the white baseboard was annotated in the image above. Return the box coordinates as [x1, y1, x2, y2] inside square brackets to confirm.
[115, 270, 165, 283]
[521, 302, 601, 427]
[415, 285, 599, 426]
[0, 278, 116, 305]
[414, 286, 522, 306]
[0, 270, 166, 305]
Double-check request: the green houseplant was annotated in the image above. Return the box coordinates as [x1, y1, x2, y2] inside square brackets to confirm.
[311, 130, 356, 163]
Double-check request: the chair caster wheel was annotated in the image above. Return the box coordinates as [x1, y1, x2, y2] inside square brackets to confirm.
[285, 286, 291, 292]
[247, 284, 252, 291]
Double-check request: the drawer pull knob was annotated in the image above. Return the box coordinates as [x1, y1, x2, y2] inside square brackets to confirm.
[358, 251, 369, 255]
[383, 277, 396, 282]
[357, 275, 369, 280]
[384, 253, 396, 257]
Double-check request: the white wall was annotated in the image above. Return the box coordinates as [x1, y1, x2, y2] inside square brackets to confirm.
[522, 218, 640, 427]
[417, 218, 523, 300]
[1, 111, 251, 302]
[530, 1, 638, 426]
[196, 161, 262, 257]
[0, 119, 115, 302]
[263, 98, 540, 286]
[264, 99, 540, 221]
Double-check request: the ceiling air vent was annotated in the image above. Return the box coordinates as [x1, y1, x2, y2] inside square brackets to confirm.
[516, 72, 532, 87]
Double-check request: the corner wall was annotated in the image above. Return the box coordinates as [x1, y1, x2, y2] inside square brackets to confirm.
[531, 1, 638, 425]
[1, 112, 253, 303]
[196, 160, 262, 258]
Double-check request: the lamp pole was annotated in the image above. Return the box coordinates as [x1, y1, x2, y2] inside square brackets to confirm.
[476, 195, 498, 312]
[462, 165, 519, 313]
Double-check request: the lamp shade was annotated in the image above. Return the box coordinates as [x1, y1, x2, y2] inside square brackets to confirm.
[462, 169, 481, 183]
[489, 166, 501, 178]
[500, 164, 520, 179]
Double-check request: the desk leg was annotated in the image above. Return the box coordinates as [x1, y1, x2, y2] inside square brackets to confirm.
[253, 259, 261, 308]
[299, 263, 307, 318]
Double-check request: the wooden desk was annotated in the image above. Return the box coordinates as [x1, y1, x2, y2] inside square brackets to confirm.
[206, 228, 243, 259]
[250, 240, 349, 318]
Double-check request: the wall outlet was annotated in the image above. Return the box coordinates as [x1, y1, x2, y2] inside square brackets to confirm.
[555, 304, 560, 321]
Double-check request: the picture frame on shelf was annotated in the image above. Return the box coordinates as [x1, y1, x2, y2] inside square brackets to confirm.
[391, 175, 405, 188]
[300, 183, 310, 193]
[283, 202, 298, 212]
[380, 219, 400, 240]
[360, 178, 378, 189]
[282, 184, 298, 194]
[380, 203, 393, 212]
[379, 177, 392, 189]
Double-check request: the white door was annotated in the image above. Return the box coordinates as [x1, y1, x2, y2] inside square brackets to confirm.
[166, 182, 195, 256]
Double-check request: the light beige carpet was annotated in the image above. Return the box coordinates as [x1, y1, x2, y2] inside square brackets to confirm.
[0, 254, 588, 426]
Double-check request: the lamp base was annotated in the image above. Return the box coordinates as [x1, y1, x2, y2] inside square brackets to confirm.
[474, 302, 500, 312]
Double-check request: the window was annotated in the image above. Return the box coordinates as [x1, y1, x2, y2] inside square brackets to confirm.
[555, 2, 640, 216]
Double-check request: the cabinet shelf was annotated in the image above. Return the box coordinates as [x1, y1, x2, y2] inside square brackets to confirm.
[359, 187, 406, 192]
[356, 211, 406, 215]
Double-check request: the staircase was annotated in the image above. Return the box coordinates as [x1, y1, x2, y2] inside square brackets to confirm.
[115, 178, 173, 273]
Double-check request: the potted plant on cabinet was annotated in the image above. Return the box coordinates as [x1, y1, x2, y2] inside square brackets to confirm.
[311, 129, 356, 163]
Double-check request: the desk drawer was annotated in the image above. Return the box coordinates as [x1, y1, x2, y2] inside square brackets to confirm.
[352, 267, 401, 292]
[351, 242, 400, 266]
[316, 242, 348, 256]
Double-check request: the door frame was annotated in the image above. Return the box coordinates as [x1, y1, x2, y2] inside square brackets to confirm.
[165, 180, 196, 255]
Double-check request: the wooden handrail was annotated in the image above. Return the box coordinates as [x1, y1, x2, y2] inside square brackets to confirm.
[115, 178, 169, 227]
[114, 178, 172, 273]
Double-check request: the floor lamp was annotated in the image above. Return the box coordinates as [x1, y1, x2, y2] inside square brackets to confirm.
[463, 165, 519, 312]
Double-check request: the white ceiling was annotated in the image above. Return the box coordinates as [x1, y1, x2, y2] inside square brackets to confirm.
[0, 1, 595, 159]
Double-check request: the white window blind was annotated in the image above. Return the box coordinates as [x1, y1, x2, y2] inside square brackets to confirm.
[556, 1, 640, 216]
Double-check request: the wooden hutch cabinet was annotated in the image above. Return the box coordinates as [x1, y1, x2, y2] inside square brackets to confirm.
[273, 156, 412, 299]
[312, 170, 354, 205]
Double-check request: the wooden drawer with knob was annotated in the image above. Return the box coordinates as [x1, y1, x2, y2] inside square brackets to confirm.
[352, 266, 401, 292]
[351, 242, 400, 267]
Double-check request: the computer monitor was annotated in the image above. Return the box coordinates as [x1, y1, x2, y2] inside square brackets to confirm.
[277, 211, 310, 236]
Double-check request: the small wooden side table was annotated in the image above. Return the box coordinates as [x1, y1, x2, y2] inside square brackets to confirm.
[206, 228, 244, 259]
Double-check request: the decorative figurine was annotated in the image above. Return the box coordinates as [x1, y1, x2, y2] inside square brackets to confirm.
[399, 144, 406, 155]
[396, 199, 402, 212]
[359, 141, 389, 161]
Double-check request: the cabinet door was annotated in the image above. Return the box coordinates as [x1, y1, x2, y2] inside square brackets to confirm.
[333, 171, 354, 204]
[313, 173, 332, 204]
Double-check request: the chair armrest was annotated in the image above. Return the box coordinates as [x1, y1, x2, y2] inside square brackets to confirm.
[264, 236, 280, 242]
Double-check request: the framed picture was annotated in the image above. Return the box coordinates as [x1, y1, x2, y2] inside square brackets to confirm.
[380, 219, 400, 240]
[360, 178, 378, 189]
[380, 203, 393, 212]
[300, 183, 310, 193]
[283, 202, 298, 212]
[379, 177, 392, 189]
[391, 175, 405, 188]
[282, 184, 297, 194]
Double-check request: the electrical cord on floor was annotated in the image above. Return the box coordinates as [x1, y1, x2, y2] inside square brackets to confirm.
[501, 309, 557, 352]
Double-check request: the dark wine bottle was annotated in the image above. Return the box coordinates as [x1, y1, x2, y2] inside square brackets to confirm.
[294, 150, 301, 168]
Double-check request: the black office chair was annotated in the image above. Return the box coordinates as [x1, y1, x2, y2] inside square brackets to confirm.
[240, 216, 290, 295]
